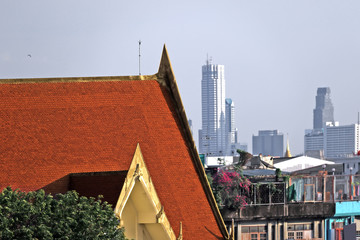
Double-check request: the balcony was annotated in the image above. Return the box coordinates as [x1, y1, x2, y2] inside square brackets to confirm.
[222, 174, 360, 221]
[246, 174, 360, 205]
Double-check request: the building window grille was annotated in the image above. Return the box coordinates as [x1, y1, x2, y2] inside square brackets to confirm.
[296, 232, 303, 239]
[241, 226, 267, 240]
[288, 224, 312, 240]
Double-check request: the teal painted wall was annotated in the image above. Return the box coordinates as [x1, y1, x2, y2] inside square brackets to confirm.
[334, 201, 360, 216]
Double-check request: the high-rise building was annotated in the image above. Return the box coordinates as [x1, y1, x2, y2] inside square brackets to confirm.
[188, 119, 193, 136]
[199, 60, 226, 156]
[225, 98, 235, 140]
[252, 130, 284, 157]
[304, 129, 324, 158]
[313, 87, 334, 129]
[305, 87, 335, 158]
[238, 143, 248, 152]
[225, 98, 238, 155]
[324, 123, 360, 159]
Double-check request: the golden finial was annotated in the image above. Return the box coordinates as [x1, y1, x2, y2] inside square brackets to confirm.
[285, 135, 292, 157]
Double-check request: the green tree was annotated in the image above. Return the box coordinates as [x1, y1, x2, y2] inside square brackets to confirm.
[236, 149, 253, 168]
[0, 187, 126, 240]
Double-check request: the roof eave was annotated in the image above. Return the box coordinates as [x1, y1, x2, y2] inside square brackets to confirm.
[156, 44, 229, 239]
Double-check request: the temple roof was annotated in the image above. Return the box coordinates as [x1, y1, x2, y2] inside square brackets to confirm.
[0, 46, 227, 239]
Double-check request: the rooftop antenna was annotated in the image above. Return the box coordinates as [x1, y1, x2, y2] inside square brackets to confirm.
[206, 54, 213, 65]
[138, 40, 141, 75]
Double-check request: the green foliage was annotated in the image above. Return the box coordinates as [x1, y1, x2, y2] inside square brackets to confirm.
[269, 182, 279, 196]
[206, 172, 213, 187]
[217, 158, 225, 165]
[283, 175, 290, 184]
[275, 168, 282, 177]
[236, 149, 247, 158]
[236, 149, 252, 167]
[275, 168, 282, 182]
[0, 187, 126, 240]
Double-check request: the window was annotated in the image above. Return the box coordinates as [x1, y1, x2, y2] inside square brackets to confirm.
[296, 231, 303, 239]
[304, 223, 311, 230]
[288, 231, 304, 239]
[288, 225, 295, 231]
[241, 225, 267, 240]
[288, 224, 313, 240]
[288, 232, 294, 239]
[295, 224, 304, 231]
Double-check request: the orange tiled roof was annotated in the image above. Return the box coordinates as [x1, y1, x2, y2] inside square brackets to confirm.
[0, 47, 227, 239]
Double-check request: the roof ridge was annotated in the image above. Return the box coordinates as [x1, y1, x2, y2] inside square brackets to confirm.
[0, 74, 158, 84]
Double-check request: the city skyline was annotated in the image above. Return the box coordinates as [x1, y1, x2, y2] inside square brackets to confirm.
[1, 1, 360, 155]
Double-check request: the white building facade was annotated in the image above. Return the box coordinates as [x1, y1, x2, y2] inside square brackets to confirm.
[324, 123, 360, 159]
[199, 61, 226, 156]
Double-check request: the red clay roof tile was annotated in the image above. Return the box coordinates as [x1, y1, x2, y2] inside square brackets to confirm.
[0, 79, 224, 239]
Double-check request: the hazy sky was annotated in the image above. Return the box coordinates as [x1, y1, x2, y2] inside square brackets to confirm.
[1, 1, 360, 155]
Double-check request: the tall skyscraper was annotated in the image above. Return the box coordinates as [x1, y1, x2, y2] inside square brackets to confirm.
[305, 87, 334, 158]
[199, 60, 226, 156]
[313, 87, 335, 129]
[225, 98, 235, 143]
[225, 98, 239, 155]
[252, 130, 284, 157]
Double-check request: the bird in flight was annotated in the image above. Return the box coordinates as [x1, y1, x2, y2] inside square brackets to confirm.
[27, 54, 31, 58]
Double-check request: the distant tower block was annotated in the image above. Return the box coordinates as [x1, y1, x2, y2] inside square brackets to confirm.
[313, 87, 334, 129]
[199, 58, 226, 156]
[188, 119, 193, 136]
[225, 98, 239, 155]
[253, 130, 284, 157]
